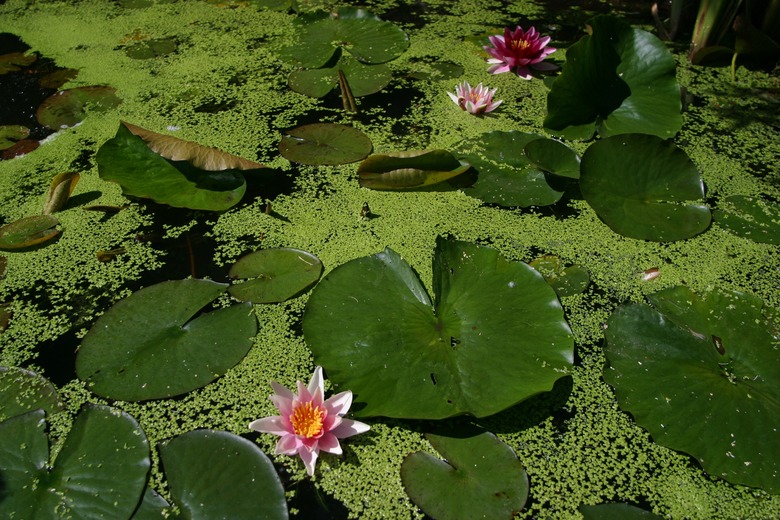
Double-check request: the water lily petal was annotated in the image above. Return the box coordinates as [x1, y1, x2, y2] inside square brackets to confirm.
[249, 416, 290, 436]
[331, 417, 371, 439]
[324, 390, 353, 416]
[298, 445, 319, 476]
[276, 433, 301, 455]
[318, 432, 343, 455]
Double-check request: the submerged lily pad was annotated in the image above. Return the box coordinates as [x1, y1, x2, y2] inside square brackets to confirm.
[35, 86, 121, 130]
[604, 286, 780, 493]
[76, 279, 257, 401]
[124, 37, 177, 59]
[401, 431, 529, 520]
[0, 367, 62, 422]
[279, 123, 372, 165]
[302, 237, 573, 419]
[529, 255, 590, 297]
[714, 195, 780, 245]
[228, 248, 323, 303]
[580, 134, 710, 241]
[0, 125, 30, 150]
[288, 54, 393, 98]
[0, 51, 36, 74]
[358, 149, 471, 190]
[0, 215, 61, 250]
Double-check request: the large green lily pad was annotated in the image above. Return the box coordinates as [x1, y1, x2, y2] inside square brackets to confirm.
[358, 149, 471, 190]
[76, 279, 257, 401]
[523, 138, 581, 179]
[401, 431, 529, 520]
[228, 247, 323, 303]
[302, 237, 573, 419]
[0, 405, 150, 519]
[604, 286, 780, 493]
[288, 54, 394, 98]
[278, 123, 372, 165]
[580, 134, 711, 241]
[714, 195, 780, 245]
[0, 367, 62, 422]
[544, 15, 682, 140]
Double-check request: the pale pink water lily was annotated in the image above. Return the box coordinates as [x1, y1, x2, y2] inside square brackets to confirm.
[249, 366, 370, 476]
[484, 25, 558, 79]
[447, 81, 503, 114]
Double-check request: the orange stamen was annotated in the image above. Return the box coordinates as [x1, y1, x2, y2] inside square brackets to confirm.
[290, 401, 324, 438]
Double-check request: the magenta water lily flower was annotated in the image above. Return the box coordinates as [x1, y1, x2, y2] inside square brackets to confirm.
[448, 81, 503, 115]
[484, 25, 557, 79]
[249, 366, 370, 476]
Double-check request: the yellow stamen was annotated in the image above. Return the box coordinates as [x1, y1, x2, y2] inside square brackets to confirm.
[510, 39, 531, 51]
[290, 401, 324, 438]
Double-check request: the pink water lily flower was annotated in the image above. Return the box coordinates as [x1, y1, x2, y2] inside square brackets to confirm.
[484, 25, 557, 79]
[448, 81, 503, 114]
[249, 366, 370, 476]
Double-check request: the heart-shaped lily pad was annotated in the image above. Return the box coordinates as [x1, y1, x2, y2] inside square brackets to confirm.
[523, 138, 581, 179]
[401, 431, 529, 520]
[0, 215, 61, 250]
[0, 367, 62, 422]
[302, 237, 573, 419]
[455, 131, 564, 207]
[529, 255, 590, 297]
[228, 248, 323, 303]
[278, 123, 372, 165]
[158, 430, 288, 519]
[714, 195, 780, 245]
[35, 86, 122, 130]
[580, 134, 711, 241]
[76, 279, 257, 401]
[288, 54, 394, 98]
[0, 405, 149, 518]
[358, 149, 471, 190]
[604, 286, 780, 493]
[544, 15, 682, 140]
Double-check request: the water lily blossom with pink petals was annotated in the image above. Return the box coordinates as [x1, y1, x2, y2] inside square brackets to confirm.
[484, 25, 557, 79]
[448, 81, 503, 115]
[249, 366, 370, 476]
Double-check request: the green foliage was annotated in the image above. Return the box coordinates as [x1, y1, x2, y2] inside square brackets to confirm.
[0, 367, 62, 422]
[523, 138, 581, 180]
[358, 150, 470, 190]
[278, 123, 372, 165]
[228, 247, 323, 303]
[714, 195, 780, 245]
[35, 86, 121, 130]
[0, 215, 61, 250]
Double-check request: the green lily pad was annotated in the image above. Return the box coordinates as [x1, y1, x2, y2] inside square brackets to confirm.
[0, 215, 61, 250]
[278, 123, 372, 166]
[580, 503, 664, 519]
[0, 367, 62, 422]
[544, 15, 682, 140]
[580, 134, 711, 241]
[529, 255, 590, 297]
[302, 237, 573, 419]
[159, 430, 288, 519]
[714, 195, 780, 245]
[0, 125, 30, 150]
[401, 431, 529, 520]
[125, 37, 177, 59]
[281, 7, 409, 68]
[523, 138, 581, 179]
[0, 405, 150, 518]
[35, 86, 122, 130]
[228, 247, 323, 303]
[358, 150, 471, 190]
[97, 123, 246, 211]
[288, 54, 393, 98]
[604, 286, 780, 493]
[131, 487, 171, 519]
[455, 131, 564, 207]
[76, 279, 257, 401]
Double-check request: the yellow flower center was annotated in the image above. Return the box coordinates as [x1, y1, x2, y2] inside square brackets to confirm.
[510, 39, 531, 52]
[290, 402, 324, 438]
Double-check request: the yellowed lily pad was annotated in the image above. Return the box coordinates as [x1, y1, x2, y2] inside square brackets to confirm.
[358, 150, 471, 190]
[0, 215, 61, 250]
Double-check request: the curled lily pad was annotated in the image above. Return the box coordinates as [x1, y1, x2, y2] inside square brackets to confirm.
[0, 367, 62, 422]
[302, 237, 573, 419]
[523, 138, 581, 179]
[401, 431, 529, 520]
[0, 215, 61, 250]
[580, 134, 710, 241]
[604, 286, 780, 493]
[228, 248, 323, 303]
[288, 54, 393, 98]
[529, 255, 589, 297]
[35, 86, 121, 130]
[714, 195, 780, 245]
[42, 171, 79, 214]
[76, 279, 257, 401]
[279, 123, 372, 165]
[0, 125, 30, 150]
[358, 149, 470, 190]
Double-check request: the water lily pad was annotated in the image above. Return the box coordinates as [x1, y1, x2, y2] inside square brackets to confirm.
[35, 86, 121, 130]
[455, 131, 564, 207]
[0, 405, 149, 518]
[228, 248, 323, 303]
[544, 15, 682, 140]
[76, 279, 257, 401]
[0, 367, 62, 422]
[0, 215, 61, 250]
[97, 123, 246, 211]
[302, 237, 573, 419]
[714, 195, 780, 245]
[0, 51, 36, 74]
[358, 150, 471, 190]
[401, 431, 529, 520]
[0, 125, 29, 150]
[288, 54, 393, 98]
[580, 503, 663, 519]
[529, 255, 590, 297]
[125, 37, 177, 59]
[580, 134, 710, 241]
[159, 430, 288, 519]
[523, 138, 581, 179]
[279, 123, 372, 165]
[42, 171, 79, 214]
[604, 286, 780, 493]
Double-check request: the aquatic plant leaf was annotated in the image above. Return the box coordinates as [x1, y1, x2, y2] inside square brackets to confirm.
[0, 367, 62, 422]
[159, 430, 288, 519]
[714, 195, 780, 245]
[279, 123, 372, 165]
[42, 171, 79, 214]
[96, 123, 246, 211]
[544, 15, 682, 139]
[0, 215, 61, 250]
[0, 125, 29, 150]
[523, 138, 580, 179]
[529, 255, 589, 297]
[401, 431, 529, 520]
[604, 286, 780, 493]
[76, 279, 257, 401]
[408, 61, 464, 81]
[131, 487, 170, 519]
[580, 503, 664, 519]
[124, 37, 177, 59]
[35, 86, 121, 130]
[302, 237, 574, 419]
[580, 134, 710, 241]
[358, 150, 471, 190]
[288, 56, 393, 98]
[228, 247, 323, 303]
[281, 7, 409, 68]
[455, 131, 564, 207]
[0, 405, 150, 518]
[0, 51, 36, 74]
